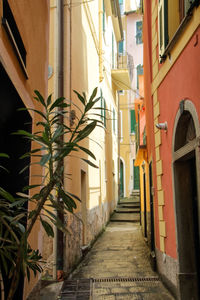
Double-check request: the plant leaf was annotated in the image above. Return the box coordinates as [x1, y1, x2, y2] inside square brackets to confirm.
[40, 154, 51, 166]
[49, 97, 65, 111]
[89, 87, 98, 102]
[40, 217, 54, 237]
[23, 185, 41, 191]
[73, 90, 85, 105]
[47, 94, 52, 106]
[78, 145, 96, 160]
[34, 90, 46, 107]
[82, 159, 99, 168]
[0, 153, 9, 158]
[0, 187, 15, 202]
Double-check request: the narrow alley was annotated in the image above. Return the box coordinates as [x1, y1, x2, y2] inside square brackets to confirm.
[55, 197, 174, 300]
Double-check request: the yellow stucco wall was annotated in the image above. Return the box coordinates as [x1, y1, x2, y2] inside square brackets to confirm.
[49, 0, 119, 273]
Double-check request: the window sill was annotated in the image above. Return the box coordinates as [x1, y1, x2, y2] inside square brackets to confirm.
[160, 1, 199, 63]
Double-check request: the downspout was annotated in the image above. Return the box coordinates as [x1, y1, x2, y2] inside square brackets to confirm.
[99, 0, 104, 82]
[53, 0, 64, 281]
[118, 92, 120, 203]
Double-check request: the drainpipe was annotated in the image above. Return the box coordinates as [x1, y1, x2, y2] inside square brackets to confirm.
[118, 92, 120, 203]
[53, 0, 64, 281]
[99, 0, 104, 82]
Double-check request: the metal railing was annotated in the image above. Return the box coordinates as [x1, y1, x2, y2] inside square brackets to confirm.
[112, 51, 134, 81]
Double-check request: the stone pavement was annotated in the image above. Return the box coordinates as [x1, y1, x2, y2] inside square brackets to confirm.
[59, 197, 175, 299]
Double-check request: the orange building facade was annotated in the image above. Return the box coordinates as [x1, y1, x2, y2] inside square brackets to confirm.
[143, 0, 200, 299]
[0, 0, 49, 298]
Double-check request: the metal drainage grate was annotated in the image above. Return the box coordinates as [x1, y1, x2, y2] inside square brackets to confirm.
[93, 277, 160, 283]
[60, 279, 92, 299]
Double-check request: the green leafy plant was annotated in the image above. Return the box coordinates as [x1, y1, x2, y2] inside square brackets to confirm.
[0, 88, 102, 300]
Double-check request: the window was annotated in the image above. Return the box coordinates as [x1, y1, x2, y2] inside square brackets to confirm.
[130, 110, 136, 134]
[2, 0, 27, 76]
[180, 0, 196, 20]
[113, 108, 117, 134]
[136, 21, 143, 44]
[103, 0, 105, 32]
[100, 89, 106, 127]
[136, 64, 143, 89]
[119, 0, 124, 15]
[118, 40, 124, 54]
[119, 90, 124, 95]
[158, 0, 168, 58]
[158, 0, 196, 60]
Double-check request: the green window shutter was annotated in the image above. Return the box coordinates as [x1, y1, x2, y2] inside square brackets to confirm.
[163, 0, 168, 48]
[184, 0, 195, 16]
[136, 65, 143, 89]
[130, 110, 136, 133]
[184, 0, 190, 16]
[104, 99, 106, 127]
[136, 21, 143, 44]
[118, 40, 124, 54]
[143, 126, 146, 145]
[133, 164, 140, 190]
[158, 0, 168, 58]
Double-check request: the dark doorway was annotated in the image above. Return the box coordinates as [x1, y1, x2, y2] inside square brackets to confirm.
[149, 162, 155, 252]
[81, 170, 87, 245]
[143, 171, 147, 238]
[174, 152, 200, 299]
[173, 108, 200, 299]
[0, 64, 32, 300]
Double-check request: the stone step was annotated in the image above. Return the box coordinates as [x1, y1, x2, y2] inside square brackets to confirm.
[110, 213, 140, 223]
[119, 204, 140, 209]
[114, 210, 140, 214]
[119, 201, 140, 205]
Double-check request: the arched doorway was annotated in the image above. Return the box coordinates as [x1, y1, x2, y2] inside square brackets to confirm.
[172, 100, 200, 300]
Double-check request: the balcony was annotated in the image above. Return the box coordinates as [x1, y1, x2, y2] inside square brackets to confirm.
[111, 52, 132, 90]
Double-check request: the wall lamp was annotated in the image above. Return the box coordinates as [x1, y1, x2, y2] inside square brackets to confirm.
[155, 121, 168, 131]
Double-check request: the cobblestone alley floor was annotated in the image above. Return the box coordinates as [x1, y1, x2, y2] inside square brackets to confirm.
[59, 198, 175, 300]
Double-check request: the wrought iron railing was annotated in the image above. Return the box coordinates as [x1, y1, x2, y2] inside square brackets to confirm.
[112, 51, 133, 81]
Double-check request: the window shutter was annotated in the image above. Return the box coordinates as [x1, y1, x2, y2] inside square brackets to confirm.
[184, 0, 195, 15]
[133, 164, 140, 190]
[136, 65, 143, 89]
[103, 0, 105, 32]
[136, 21, 143, 44]
[118, 40, 124, 54]
[104, 99, 106, 127]
[158, 0, 168, 58]
[130, 110, 136, 133]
